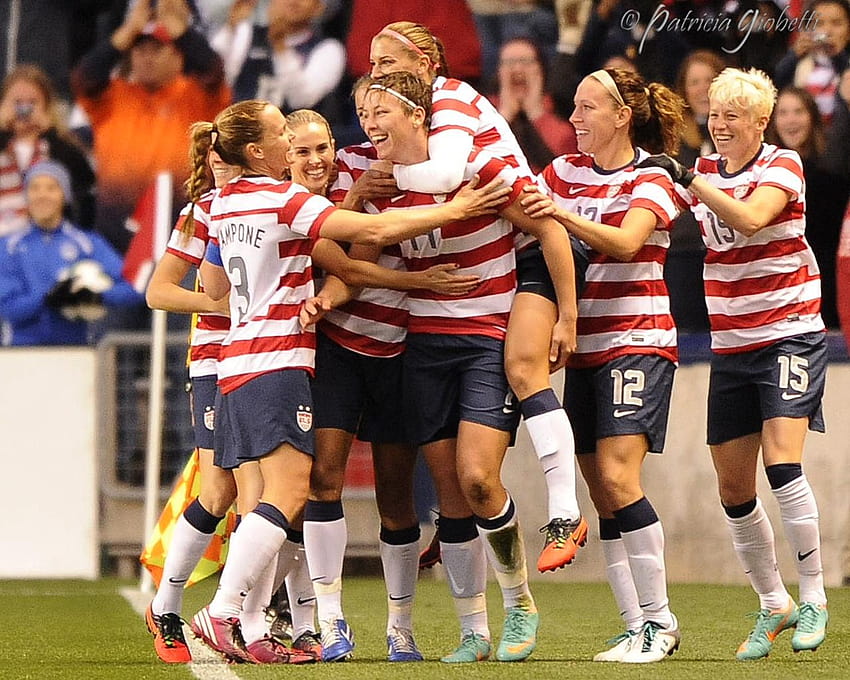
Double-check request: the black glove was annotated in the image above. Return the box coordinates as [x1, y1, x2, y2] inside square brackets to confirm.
[636, 154, 695, 188]
[44, 277, 77, 309]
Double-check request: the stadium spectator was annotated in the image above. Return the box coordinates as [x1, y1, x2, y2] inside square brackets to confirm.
[467, 0, 559, 86]
[521, 67, 684, 663]
[487, 37, 577, 173]
[0, 160, 142, 346]
[0, 65, 95, 237]
[766, 86, 849, 328]
[71, 0, 230, 254]
[210, 0, 349, 134]
[646, 67, 830, 660]
[774, 0, 850, 123]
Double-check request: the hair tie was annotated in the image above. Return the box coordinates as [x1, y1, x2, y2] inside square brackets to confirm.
[210, 128, 218, 148]
[589, 69, 626, 108]
[379, 28, 427, 59]
[367, 83, 419, 110]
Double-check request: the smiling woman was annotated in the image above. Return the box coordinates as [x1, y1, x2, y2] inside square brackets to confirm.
[650, 67, 831, 660]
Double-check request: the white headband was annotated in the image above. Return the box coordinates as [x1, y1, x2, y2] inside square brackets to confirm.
[367, 83, 419, 110]
[590, 69, 626, 108]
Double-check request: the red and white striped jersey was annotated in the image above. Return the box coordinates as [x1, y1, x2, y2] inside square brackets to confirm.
[165, 191, 228, 378]
[321, 142, 409, 357]
[431, 76, 532, 176]
[539, 149, 679, 368]
[370, 148, 531, 340]
[686, 143, 824, 353]
[207, 176, 337, 393]
[328, 142, 375, 205]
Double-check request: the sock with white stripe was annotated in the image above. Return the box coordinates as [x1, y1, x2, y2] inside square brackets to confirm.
[303, 500, 347, 624]
[599, 517, 643, 633]
[767, 465, 827, 606]
[152, 498, 221, 616]
[521, 389, 580, 522]
[724, 496, 791, 611]
[208, 503, 289, 619]
[439, 515, 490, 639]
[380, 524, 420, 633]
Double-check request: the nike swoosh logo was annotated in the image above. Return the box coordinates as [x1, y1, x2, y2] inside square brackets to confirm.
[613, 409, 636, 418]
[781, 392, 803, 400]
[168, 577, 188, 585]
[568, 186, 584, 195]
[797, 548, 817, 561]
[296, 596, 316, 605]
[388, 594, 411, 601]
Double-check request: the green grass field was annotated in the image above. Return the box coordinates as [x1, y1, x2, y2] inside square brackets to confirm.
[1, 577, 848, 679]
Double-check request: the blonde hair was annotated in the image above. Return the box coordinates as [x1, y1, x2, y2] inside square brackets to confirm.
[287, 109, 334, 142]
[709, 67, 777, 121]
[182, 100, 270, 239]
[379, 21, 450, 78]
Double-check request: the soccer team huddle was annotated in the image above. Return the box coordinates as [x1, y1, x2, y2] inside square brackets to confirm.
[142, 19, 830, 667]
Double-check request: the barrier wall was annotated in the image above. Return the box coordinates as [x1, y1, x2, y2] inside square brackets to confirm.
[504, 362, 850, 586]
[2, 345, 848, 584]
[0, 348, 99, 579]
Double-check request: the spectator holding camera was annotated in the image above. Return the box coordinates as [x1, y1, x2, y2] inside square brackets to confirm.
[0, 161, 142, 346]
[0, 65, 95, 237]
[774, 0, 850, 123]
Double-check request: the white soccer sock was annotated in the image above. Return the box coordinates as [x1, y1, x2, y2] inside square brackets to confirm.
[240, 558, 276, 644]
[209, 512, 287, 619]
[772, 475, 827, 605]
[522, 390, 580, 521]
[725, 498, 791, 611]
[477, 498, 535, 611]
[152, 514, 214, 616]
[380, 538, 418, 633]
[620, 521, 673, 629]
[601, 536, 643, 633]
[303, 516, 347, 623]
[285, 545, 317, 639]
[441, 538, 489, 639]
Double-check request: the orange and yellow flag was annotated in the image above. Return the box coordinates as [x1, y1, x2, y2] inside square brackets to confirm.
[140, 449, 236, 587]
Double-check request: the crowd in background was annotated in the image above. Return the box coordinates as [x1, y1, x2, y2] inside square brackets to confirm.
[1, 0, 849, 344]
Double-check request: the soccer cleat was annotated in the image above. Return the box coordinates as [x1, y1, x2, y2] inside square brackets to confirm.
[190, 606, 253, 663]
[736, 600, 799, 661]
[441, 633, 491, 663]
[292, 631, 323, 660]
[419, 520, 441, 570]
[387, 626, 424, 661]
[266, 605, 293, 645]
[320, 618, 354, 662]
[621, 615, 681, 663]
[593, 630, 640, 662]
[145, 604, 191, 663]
[537, 516, 589, 572]
[791, 602, 828, 652]
[244, 635, 317, 664]
[496, 606, 539, 662]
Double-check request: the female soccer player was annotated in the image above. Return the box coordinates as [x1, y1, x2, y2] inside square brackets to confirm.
[143, 146, 240, 664]
[183, 98, 508, 664]
[287, 107, 479, 662]
[642, 67, 829, 660]
[343, 71, 576, 663]
[368, 19, 586, 575]
[521, 67, 686, 663]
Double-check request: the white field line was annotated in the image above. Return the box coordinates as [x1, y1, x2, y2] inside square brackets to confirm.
[120, 587, 240, 680]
